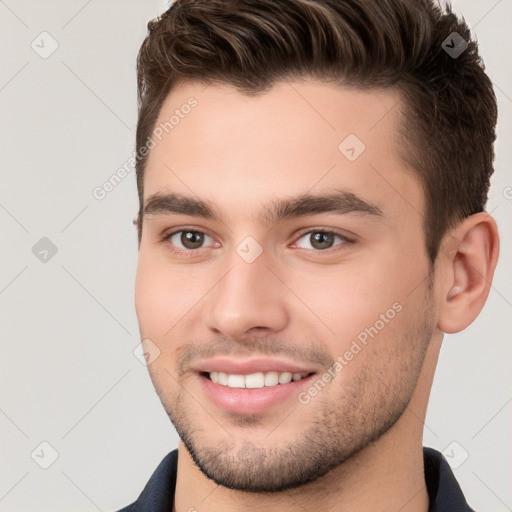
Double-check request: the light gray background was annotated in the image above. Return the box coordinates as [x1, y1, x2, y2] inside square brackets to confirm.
[1, 1, 511, 510]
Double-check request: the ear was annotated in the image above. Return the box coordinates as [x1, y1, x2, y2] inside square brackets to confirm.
[437, 212, 500, 334]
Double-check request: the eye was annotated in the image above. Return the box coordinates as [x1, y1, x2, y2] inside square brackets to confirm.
[165, 229, 216, 252]
[294, 230, 350, 251]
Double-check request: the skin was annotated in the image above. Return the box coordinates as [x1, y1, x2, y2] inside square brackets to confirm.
[134, 79, 499, 512]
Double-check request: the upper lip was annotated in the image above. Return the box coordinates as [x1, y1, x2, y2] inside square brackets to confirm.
[192, 357, 319, 375]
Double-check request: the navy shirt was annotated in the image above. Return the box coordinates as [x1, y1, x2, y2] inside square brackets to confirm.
[117, 447, 475, 511]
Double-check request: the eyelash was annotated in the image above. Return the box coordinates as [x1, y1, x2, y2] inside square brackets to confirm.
[161, 227, 354, 258]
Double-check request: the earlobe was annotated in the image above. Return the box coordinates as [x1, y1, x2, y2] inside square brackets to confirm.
[437, 212, 500, 334]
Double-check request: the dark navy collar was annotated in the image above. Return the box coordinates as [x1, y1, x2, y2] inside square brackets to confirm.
[117, 447, 475, 511]
[423, 447, 475, 512]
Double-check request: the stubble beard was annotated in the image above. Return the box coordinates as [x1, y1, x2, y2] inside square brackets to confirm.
[154, 295, 435, 493]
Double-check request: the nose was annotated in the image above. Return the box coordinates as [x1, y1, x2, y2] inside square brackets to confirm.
[205, 250, 289, 340]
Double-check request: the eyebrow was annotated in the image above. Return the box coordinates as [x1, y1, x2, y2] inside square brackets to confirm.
[143, 190, 383, 225]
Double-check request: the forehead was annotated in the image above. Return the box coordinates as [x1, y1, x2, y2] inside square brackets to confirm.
[142, 79, 422, 222]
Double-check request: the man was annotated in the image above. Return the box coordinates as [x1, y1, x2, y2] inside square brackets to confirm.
[118, 0, 499, 510]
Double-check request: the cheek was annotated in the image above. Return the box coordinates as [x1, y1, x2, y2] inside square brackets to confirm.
[135, 249, 213, 339]
[284, 248, 428, 369]
[135, 249, 180, 337]
[287, 259, 408, 336]
[135, 260, 167, 335]
[134, 255, 192, 385]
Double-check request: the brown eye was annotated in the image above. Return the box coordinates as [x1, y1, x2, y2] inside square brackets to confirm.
[310, 232, 335, 250]
[180, 231, 204, 249]
[167, 230, 214, 251]
[295, 230, 347, 251]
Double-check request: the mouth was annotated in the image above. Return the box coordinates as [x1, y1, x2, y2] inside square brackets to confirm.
[192, 357, 321, 414]
[195, 360, 319, 414]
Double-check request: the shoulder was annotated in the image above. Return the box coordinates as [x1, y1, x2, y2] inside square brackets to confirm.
[423, 447, 476, 512]
[113, 449, 179, 512]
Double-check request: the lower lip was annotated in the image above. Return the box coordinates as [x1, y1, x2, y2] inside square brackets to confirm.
[198, 373, 316, 414]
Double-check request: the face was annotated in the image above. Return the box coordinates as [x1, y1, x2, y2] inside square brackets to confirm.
[135, 79, 436, 492]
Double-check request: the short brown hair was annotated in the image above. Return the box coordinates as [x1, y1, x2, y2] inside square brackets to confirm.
[135, 0, 497, 263]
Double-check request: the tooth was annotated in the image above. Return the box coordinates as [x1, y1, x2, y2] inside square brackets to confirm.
[278, 372, 293, 384]
[227, 374, 245, 388]
[264, 371, 279, 386]
[209, 370, 311, 387]
[245, 372, 265, 388]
